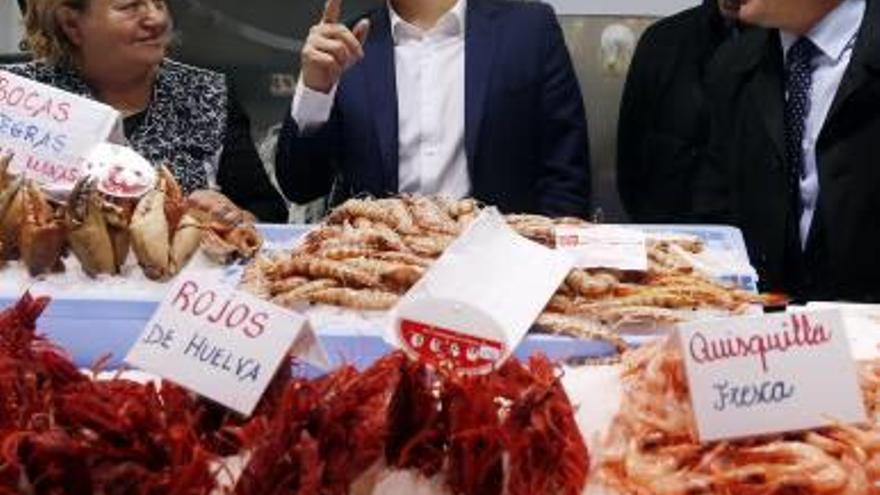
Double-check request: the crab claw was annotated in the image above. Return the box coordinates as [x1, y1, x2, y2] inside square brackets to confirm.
[101, 197, 134, 271]
[187, 189, 256, 226]
[200, 225, 262, 264]
[65, 178, 118, 277]
[130, 189, 169, 280]
[130, 187, 202, 281]
[0, 152, 14, 190]
[171, 213, 203, 272]
[158, 164, 186, 229]
[0, 174, 24, 261]
[20, 181, 66, 277]
[187, 189, 263, 264]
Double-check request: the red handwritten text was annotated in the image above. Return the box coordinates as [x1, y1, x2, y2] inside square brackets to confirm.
[0, 75, 71, 123]
[689, 314, 832, 373]
[25, 155, 80, 184]
[172, 280, 268, 338]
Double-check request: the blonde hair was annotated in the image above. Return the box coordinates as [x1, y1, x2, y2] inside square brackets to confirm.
[24, 0, 89, 64]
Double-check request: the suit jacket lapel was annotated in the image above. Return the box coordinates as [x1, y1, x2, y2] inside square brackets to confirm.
[363, 7, 400, 192]
[742, 30, 787, 168]
[464, 0, 498, 170]
[823, 0, 880, 136]
[732, 29, 795, 267]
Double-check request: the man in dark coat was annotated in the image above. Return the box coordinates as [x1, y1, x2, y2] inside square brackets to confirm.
[275, 0, 591, 218]
[695, 0, 880, 301]
[617, 0, 738, 223]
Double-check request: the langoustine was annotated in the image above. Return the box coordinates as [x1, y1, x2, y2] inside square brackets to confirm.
[0, 293, 219, 495]
[234, 352, 589, 495]
[0, 292, 590, 495]
[242, 196, 767, 345]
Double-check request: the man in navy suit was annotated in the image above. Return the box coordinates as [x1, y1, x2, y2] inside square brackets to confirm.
[275, 0, 592, 218]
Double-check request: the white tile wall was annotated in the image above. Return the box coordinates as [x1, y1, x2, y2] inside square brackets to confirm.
[544, 0, 699, 16]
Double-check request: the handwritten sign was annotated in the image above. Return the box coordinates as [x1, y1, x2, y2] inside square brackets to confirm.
[126, 277, 326, 416]
[0, 70, 120, 195]
[678, 310, 866, 442]
[555, 225, 647, 271]
[392, 209, 574, 374]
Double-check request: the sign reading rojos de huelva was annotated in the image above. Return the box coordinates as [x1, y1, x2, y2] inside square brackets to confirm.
[126, 276, 324, 416]
[678, 310, 866, 442]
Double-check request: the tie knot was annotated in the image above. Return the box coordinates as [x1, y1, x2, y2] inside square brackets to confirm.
[787, 37, 820, 68]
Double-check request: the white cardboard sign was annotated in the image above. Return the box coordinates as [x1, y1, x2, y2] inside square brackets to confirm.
[82, 143, 156, 198]
[126, 276, 327, 416]
[678, 310, 867, 442]
[391, 208, 574, 374]
[555, 224, 648, 271]
[0, 70, 120, 195]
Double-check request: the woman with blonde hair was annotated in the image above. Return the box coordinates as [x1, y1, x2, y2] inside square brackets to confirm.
[6, 0, 288, 222]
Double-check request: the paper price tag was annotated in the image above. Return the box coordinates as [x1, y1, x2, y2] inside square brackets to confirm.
[400, 319, 504, 370]
[391, 209, 574, 374]
[555, 225, 647, 271]
[82, 143, 156, 198]
[126, 276, 327, 416]
[678, 310, 866, 442]
[0, 70, 121, 197]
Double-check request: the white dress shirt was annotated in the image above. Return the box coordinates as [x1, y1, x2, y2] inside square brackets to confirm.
[291, 0, 470, 199]
[780, 0, 865, 248]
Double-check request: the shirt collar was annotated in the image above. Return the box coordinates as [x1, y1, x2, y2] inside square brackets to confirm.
[780, 0, 865, 62]
[388, 0, 467, 43]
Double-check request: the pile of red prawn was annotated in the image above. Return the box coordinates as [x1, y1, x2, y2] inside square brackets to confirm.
[0, 293, 589, 495]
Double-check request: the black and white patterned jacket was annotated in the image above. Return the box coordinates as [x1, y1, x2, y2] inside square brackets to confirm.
[4, 59, 226, 194]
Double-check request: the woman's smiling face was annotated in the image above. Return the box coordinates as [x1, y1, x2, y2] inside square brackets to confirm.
[63, 0, 172, 72]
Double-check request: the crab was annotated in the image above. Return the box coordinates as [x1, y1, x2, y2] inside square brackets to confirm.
[65, 178, 133, 277]
[0, 154, 66, 275]
[187, 189, 263, 264]
[129, 166, 202, 281]
[0, 153, 24, 260]
[19, 180, 66, 277]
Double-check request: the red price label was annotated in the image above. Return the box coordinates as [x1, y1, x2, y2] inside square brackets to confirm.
[399, 319, 505, 373]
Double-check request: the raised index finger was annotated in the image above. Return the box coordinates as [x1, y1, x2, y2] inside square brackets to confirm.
[322, 0, 342, 24]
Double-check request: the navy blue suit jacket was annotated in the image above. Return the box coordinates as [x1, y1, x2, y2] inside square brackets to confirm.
[276, 0, 591, 217]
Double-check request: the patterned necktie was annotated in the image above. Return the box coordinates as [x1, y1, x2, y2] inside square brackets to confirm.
[783, 37, 819, 200]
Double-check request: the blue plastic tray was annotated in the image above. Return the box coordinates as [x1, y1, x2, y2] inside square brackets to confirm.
[1, 223, 749, 369]
[0, 296, 623, 368]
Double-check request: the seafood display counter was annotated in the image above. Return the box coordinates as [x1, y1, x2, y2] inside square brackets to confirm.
[0, 222, 623, 368]
[7, 195, 880, 495]
[0, 214, 756, 370]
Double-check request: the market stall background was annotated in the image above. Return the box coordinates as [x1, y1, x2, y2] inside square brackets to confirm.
[0, 0, 700, 222]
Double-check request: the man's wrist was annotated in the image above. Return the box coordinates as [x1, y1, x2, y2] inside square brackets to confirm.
[291, 77, 338, 131]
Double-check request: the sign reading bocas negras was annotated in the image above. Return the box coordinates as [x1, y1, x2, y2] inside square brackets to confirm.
[678, 310, 866, 442]
[0, 70, 120, 195]
[126, 276, 327, 416]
